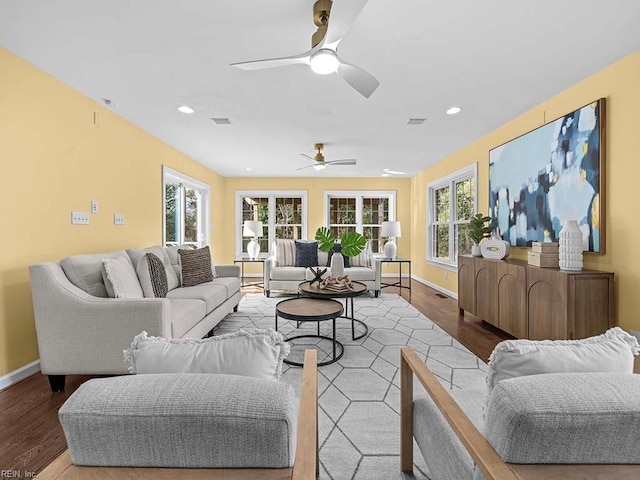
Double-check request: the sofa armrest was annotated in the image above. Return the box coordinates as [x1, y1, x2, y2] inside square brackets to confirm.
[29, 262, 171, 375]
[264, 256, 276, 291]
[215, 264, 240, 278]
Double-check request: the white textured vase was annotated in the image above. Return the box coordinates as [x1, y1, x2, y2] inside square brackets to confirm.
[471, 244, 482, 257]
[559, 220, 583, 271]
[330, 252, 345, 277]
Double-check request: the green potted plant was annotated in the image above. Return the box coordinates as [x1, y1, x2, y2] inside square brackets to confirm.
[468, 213, 493, 257]
[315, 227, 366, 276]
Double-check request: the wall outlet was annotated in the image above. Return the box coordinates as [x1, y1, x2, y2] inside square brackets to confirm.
[71, 211, 90, 225]
[113, 214, 125, 225]
[91, 200, 99, 214]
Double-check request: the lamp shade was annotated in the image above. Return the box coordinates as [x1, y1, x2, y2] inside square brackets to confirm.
[381, 221, 401, 238]
[243, 220, 264, 237]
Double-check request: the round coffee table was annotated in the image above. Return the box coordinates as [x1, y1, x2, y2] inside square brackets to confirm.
[275, 297, 344, 366]
[298, 281, 369, 340]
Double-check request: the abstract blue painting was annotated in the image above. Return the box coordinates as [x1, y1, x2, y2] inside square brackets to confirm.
[489, 99, 605, 252]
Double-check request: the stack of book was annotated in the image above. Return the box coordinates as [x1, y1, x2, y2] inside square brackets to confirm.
[324, 282, 349, 292]
[528, 242, 559, 268]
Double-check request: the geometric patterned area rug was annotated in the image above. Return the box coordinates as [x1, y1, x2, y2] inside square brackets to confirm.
[214, 292, 488, 480]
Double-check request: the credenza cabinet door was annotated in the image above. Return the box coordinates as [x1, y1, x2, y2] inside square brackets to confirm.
[475, 260, 497, 327]
[457, 256, 476, 315]
[496, 262, 527, 338]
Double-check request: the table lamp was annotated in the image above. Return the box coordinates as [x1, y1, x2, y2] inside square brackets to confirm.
[243, 220, 264, 260]
[381, 221, 401, 260]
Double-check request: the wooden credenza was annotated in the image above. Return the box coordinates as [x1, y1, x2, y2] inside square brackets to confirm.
[458, 256, 614, 340]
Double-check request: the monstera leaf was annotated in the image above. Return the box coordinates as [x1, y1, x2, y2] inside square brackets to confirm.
[314, 227, 366, 257]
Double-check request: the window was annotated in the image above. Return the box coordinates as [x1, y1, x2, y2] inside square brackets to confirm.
[325, 191, 395, 253]
[163, 166, 210, 247]
[427, 164, 477, 267]
[235, 191, 307, 257]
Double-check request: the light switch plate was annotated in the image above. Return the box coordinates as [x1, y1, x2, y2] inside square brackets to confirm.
[91, 200, 99, 214]
[113, 214, 125, 225]
[71, 211, 90, 225]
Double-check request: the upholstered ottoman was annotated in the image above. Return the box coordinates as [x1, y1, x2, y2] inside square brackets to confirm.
[59, 373, 298, 468]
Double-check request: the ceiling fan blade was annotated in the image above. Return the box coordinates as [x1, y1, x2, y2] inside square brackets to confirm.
[231, 48, 315, 71]
[321, 0, 369, 50]
[326, 159, 357, 166]
[296, 163, 316, 171]
[337, 60, 379, 98]
[300, 153, 315, 161]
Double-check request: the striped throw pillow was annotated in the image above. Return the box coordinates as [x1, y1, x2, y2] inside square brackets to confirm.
[275, 239, 296, 266]
[350, 241, 371, 267]
[178, 246, 214, 287]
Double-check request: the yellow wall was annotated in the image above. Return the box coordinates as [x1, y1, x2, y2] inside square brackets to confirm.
[0, 48, 225, 377]
[220, 177, 412, 273]
[411, 50, 640, 331]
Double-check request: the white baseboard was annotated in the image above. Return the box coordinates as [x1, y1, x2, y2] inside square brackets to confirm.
[411, 274, 458, 300]
[0, 359, 41, 391]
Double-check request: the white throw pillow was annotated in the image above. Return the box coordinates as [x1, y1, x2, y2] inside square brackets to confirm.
[124, 328, 290, 380]
[101, 256, 144, 299]
[350, 240, 371, 267]
[487, 327, 640, 394]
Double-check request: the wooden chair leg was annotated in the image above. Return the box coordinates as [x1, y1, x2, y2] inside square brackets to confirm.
[400, 352, 413, 473]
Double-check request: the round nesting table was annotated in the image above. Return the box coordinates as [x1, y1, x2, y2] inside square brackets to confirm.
[298, 281, 369, 340]
[275, 297, 344, 366]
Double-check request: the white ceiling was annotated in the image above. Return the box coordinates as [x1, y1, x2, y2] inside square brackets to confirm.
[1, 1, 639, 178]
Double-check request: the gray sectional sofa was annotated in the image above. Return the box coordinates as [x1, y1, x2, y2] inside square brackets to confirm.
[29, 245, 240, 391]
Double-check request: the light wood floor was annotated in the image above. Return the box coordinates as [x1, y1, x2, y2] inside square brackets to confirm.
[0, 278, 511, 475]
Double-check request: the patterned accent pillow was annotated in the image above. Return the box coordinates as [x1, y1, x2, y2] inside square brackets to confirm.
[327, 243, 350, 268]
[350, 240, 371, 267]
[275, 239, 296, 266]
[145, 253, 168, 298]
[295, 241, 319, 267]
[179, 246, 214, 287]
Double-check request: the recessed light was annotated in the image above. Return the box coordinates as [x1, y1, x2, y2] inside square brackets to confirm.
[383, 169, 406, 175]
[446, 106, 462, 115]
[177, 105, 195, 114]
[211, 118, 232, 125]
[102, 98, 114, 107]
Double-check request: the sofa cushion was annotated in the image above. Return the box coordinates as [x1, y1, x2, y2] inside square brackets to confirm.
[59, 373, 297, 468]
[295, 240, 319, 267]
[344, 266, 375, 281]
[487, 327, 639, 394]
[210, 276, 241, 299]
[60, 250, 130, 297]
[350, 241, 371, 267]
[127, 246, 179, 291]
[271, 266, 307, 281]
[101, 256, 144, 299]
[166, 283, 227, 314]
[179, 246, 216, 286]
[485, 372, 640, 464]
[275, 239, 296, 266]
[168, 298, 207, 338]
[124, 329, 290, 380]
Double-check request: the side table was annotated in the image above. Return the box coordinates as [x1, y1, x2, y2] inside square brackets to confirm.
[379, 257, 412, 300]
[233, 258, 264, 290]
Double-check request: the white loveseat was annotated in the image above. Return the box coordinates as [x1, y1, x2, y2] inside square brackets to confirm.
[29, 245, 240, 391]
[263, 239, 381, 297]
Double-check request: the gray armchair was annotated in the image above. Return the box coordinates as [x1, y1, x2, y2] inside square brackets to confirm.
[400, 347, 640, 480]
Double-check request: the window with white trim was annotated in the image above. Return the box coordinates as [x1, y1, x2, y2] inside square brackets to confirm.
[235, 191, 307, 258]
[163, 166, 210, 247]
[427, 164, 477, 266]
[324, 191, 395, 254]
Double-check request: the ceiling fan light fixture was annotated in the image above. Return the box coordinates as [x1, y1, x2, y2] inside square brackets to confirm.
[313, 163, 326, 171]
[310, 49, 339, 75]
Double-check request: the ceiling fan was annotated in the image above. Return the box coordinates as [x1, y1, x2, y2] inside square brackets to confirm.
[297, 143, 357, 171]
[231, 0, 379, 98]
